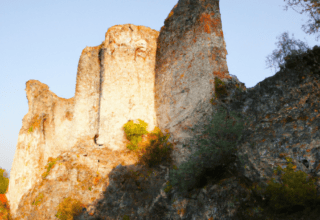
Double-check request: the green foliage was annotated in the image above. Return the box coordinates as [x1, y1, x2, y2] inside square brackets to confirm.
[123, 119, 149, 151]
[55, 197, 84, 220]
[0, 168, 9, 194]
[253, 158, 320, 213]
[41, 157, 62, 179]
[136, 127, 174, 168]
[163, 181, 173, 193]
[123, 215, 130, 220]
[123, 119, 174, 168]
[169, 105, 251, 193]
[32, 193, 44, 206]
[265, 31, 311, 73]
[0, 201, 12, 220]
[28, 126, 33, 133]
[283, 0, 320, 41]
[214, 77, 228, 99]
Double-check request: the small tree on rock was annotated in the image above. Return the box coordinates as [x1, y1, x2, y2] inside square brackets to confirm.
[265, 31, 311, 73]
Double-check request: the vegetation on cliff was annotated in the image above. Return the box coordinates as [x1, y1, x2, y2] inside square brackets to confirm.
[123, 119, 174, 168]
[0, 168, 11, 220]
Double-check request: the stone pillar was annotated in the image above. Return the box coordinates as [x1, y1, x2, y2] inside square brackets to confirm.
[73, 46, 101, 145]
[155, 0, 232, 166]
[96, 24, 159, 151]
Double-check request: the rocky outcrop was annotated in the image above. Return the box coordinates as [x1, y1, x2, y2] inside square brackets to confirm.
[6, 80, 76, 216]
[96, 25, 159, 149]
[6, 24, 160, 217]
[7, 0, 320, 219]
[155, 0, 232, 167]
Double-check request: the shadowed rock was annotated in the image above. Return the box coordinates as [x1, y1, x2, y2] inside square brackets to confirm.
[155, 0, 232, 167]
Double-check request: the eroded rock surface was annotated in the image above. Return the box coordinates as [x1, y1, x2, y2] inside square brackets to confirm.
[155, 0, 232, 167]
[96, 25, 159, 149]
[6, 80, 76, 216]
[6, 24, 160, 217]
[7, 0, 320, 219]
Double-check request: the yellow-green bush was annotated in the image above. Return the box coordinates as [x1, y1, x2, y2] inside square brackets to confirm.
[163, 181, 173, 193]
[252, 157, 320, 213]
[123, 119, 174, 168]
[214, 77, 229, 99]
[0, 202, 12, 220]
[123, 215, 130, 220]
[55, 197, 84, 220]
[123, 119, 149, 151]
[0, 168, 9, 194]
[136, 128, 174, 168]
[41, 156, 62, 179]
[32, 193, 44, 206]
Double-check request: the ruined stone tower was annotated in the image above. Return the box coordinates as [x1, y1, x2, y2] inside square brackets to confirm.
[7, 0, 232, 215]
[74, 25, 159, 149]
[155, 0, 232, 166]
[6, 24, 159, 215]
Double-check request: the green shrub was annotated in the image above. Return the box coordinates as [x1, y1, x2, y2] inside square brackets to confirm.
[214, 77, 229, 99]
[32, 193, 44, 206]
[55, 197, 84, 220]
[123, 215, 130, 220]
[123, 119, 149, 151]
[0, 168, 9, 194]
[136, 127, 174, 168]
[0, 201, 12, 220]
[163, 181, 173, 193]
[168, 104, 252, 193]
[123, 119, 174, 168]
[41, 156, 62, 179]
[253, 157, 320, 213]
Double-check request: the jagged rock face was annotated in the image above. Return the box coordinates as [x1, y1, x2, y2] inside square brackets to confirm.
[96, 25, 159, 149]
[155, 0, 232, 167]
[229, 46, 320, 193]
[6, 80, 75, 216]
[6, 24, 159, 217]
[7, 0, 320, 217]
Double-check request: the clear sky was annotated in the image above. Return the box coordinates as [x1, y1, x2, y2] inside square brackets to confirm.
[1, 0, 319, 178]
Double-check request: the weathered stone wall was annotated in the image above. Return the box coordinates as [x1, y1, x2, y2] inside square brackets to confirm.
[6, 24, 160, 216]
[155, 0, 232, 167]
[73, 46, 101, 144]
[6, 80, 75, 215]
[96, 25, 159, 150]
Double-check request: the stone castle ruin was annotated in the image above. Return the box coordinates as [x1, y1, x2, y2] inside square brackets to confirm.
[6, 0, 251, 218]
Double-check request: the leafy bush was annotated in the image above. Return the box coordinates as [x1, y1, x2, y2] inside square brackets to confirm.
[168, 104, 251, 193]
[253, 157, 320, 213]
[265, 31, 310, 73]
[123, 120, 174, 168]
[123, 119, 149, 151]
[123, 215, 130, 220]
[0, 202, 11, 220]
[0, 168, 9, 194]
[55, 197, 84, 220]
[139, 128, 174, 168]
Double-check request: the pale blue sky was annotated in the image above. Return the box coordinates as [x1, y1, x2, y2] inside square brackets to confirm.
[1, 0, 319, 177]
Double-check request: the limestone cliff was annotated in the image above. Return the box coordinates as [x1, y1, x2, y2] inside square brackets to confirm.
[6, 24, 160, 217]
[155, 0, 233, 167]
[6, 0, 320, 219]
